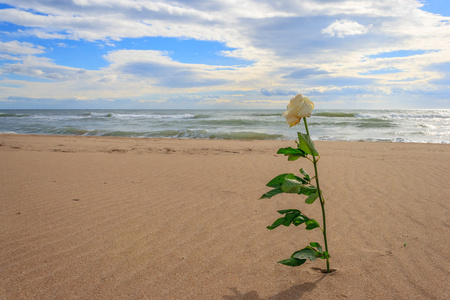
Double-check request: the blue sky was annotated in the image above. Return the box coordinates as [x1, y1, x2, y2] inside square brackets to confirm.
[0, 0, 449, 109]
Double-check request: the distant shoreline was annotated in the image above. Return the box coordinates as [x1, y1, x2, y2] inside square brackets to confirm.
[0, 132, 449, 145]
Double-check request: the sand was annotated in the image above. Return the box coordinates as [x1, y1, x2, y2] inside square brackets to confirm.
[0, 134, 449, 299]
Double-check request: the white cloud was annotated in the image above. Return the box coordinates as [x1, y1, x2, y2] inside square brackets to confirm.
[322, 19, 371, 37]
[104, 49, 233, 88]
[0, 54, 21, 61]
[0, 0, 449, 108]
[3, 56, 90, 81]
[0, 40, 45, 55]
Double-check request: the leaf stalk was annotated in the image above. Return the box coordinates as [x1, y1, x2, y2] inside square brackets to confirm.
[303, 117, 331, 273]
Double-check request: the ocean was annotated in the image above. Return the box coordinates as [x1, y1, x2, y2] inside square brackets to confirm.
[0, 109, 449, 143]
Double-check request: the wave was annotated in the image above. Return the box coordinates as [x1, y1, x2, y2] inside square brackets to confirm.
[36, 127, 286, 140]
[197, 119, 268, 126]
[0, 131, 17, 134]
[79, 112, 113, 118]
[357, 112, 450, 120]
[47, 128, 141, 137]
[1, 109, 448, 143]
[315, 110, 449, 120]
[208, 131, 285, 140]
[355, 118, 397, 128]
[48, 127, 92, 135]
[314, 112, 355, 118]
[0, 113, 30, 117]
[307, 121, 354, 126]
[112, 113, 198, 120]
[251, 113, 283, 117]
[309, 118, 396, 128]
[145, 129, 285, 140]
[193, 114, 211, 119]
[30, 114, 88, 121]
[77, 112, 205, 120]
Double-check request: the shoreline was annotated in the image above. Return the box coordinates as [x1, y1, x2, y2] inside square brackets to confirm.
[1, 134, 449, 299]
[1, 134, 449, 159]
[1, 132, 449, 147]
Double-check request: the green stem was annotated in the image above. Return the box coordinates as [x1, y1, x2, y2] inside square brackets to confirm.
[303, 117, 331, 273]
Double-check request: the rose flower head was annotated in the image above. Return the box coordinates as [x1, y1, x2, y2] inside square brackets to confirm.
[282, 94, 314, 127]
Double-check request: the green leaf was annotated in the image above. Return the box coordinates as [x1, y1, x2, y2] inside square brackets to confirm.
[277, 147, 294, 154]
[297, 133, 319, 156]
[266, 173, 290, 188]
[267, 209, 310, 229]
[277, 257, 307, 267]
[282, 211, 300, 226]
[292, 248, 317, 261]
[281, 178, 303, 193]
[299, 185, 317, 196]
[260, 187, 283, 199]
[299, 168, 310, 181]
[305, 192, 319, 204]
[277, 147, 307, 161]
[277, 209, 300, 214]
[288, 173, 308, 184]
[266, 173, 306, 188]
[288, 156, 301, 162]
[309, 242, 323, 252]
[292, 215, 309, 226]
[283, 210, 309, 226]
[305, 219, 320, 230]
[266, 217, 285, 230]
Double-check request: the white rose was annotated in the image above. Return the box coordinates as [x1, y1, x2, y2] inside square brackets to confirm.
[282, 94, 314, 127]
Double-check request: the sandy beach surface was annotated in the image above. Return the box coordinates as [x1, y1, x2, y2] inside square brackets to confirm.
[1, 134, 449, 300]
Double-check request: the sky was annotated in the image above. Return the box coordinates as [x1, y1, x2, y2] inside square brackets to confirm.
[0, 0, 449, 109]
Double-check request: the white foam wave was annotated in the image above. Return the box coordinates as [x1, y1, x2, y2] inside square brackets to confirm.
[113, 113, 196, 120]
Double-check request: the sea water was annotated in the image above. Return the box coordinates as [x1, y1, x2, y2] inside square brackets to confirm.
[0, 109, 449, 143]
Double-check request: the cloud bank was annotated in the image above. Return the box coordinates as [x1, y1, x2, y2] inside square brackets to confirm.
[0, 0, 449, 108]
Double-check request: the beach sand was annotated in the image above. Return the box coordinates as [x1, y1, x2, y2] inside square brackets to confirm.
[1, 134, 449, 299]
